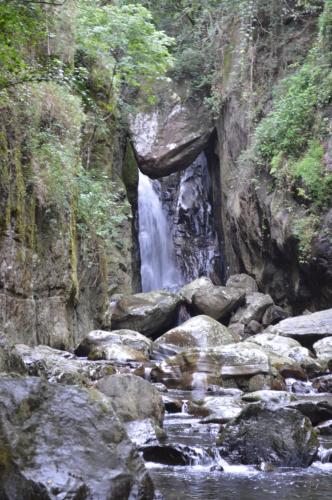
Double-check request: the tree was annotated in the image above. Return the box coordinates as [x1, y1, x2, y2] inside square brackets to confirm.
[76, 1, 174, 102]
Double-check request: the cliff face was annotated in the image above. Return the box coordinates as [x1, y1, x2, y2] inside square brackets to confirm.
[213, 3, 332, 312]
[0, 4, 138, 349]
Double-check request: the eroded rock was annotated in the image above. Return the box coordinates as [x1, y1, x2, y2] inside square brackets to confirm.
[75, 329, 152, 362]
[105, 291, 181, 338]
[130, 84, 213, 178]
[271, 309, 332, 347]
[151, 315, 237, 360]
[192, 285, 245, 320]
[0, 375, 154, 499]
[219, 405, 318, 467]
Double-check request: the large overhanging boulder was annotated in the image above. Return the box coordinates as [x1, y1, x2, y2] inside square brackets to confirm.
[130, 83, 214, 178]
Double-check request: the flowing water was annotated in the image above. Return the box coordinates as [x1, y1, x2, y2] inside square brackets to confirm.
[138, 171, 182, 292]
[144, 389, 332, 500]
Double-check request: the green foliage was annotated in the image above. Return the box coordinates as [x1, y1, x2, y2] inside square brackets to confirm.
[252, 0, 332, 208]
[76, 1, 174, 101]
[77, 170, 130, 245]
[0, 0, 46, 87]
[293, 214, 320, 263]
[292, 140, 332, 205]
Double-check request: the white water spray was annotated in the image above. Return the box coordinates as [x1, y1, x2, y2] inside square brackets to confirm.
[138, 170, 181, 292]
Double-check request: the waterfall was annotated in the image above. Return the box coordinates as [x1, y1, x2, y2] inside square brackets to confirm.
[138, 170, 181, 292]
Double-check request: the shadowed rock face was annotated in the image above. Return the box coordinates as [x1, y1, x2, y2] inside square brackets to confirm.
[0, 375, 154, 499]
[219, 405, 319, 467]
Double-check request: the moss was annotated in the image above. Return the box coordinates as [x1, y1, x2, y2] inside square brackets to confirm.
[13, 148, 26, 244]
[69, 198, 79, 304]
[26, 196, 36, 250]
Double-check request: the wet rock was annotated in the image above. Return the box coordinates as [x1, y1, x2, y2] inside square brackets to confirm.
[287, 396, 332, 425]
[192, 285, 245, 320]
[262, 305, 288, 327]
[151, 345, 270, 390]
[241, 390, 295, 408]
[271, 309, 332, 347]
[130, 83, 213, 178]
[125, 419, 166, 447]
[163, 396, 183, 413]
[244, 332, 317, 372]
[312, 374, 332, 393]
[316, 419, 332, 435]
[230, 292, 274, 326]
[88, 344, 148, 363]
[96, 374, 164, 427]
[105, 291, 181, 338]
[190, 396, 244, 423]
[154, 382, 168, 393]
[0, 343, 115, 384]
[226, 274, 258, 294]
[75, 329, 152, 361]
[141, 444, 214, 466]
[246, 320, 263, 335]
[313, 336, 332, 364]
[219, 405, 318, 467]
[151, 315, 237, 360]
[0, 375, 154, 499]
[180, 277, 215, 305]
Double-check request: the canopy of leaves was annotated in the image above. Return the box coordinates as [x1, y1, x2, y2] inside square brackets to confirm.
[76, 2, 174, 101]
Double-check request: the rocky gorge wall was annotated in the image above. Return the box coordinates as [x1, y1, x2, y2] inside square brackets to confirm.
[130, 1, 332, 313]
[213, 3, 332, 313]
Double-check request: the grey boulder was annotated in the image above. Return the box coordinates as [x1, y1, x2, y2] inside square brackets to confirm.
[271, 309, 332, 346]
[0, 375, 153, 499]
[226, 274, 258, 294]
[105, 291, 181, 338]
[75, 329, 152, 362]
[151, 315, 237, 360]
[219, 405, 318, 467]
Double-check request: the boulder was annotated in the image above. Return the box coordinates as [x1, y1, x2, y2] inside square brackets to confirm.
[0, 375, 153, 499]
[271, 309, 332, 347]
[96, 374, 165, 445]
[141, 444, 214, 466]
[226, 274, 258, 294]
[241, 390, 295, 408]
[75, 329, 152, 362]
[189, 395, 244, 423]
[151, 345, 270, 390]
[151, 315, 237, 360]
[262, 305, 288, 327]
[312, 374, 332, 393]
[0, 343, 115, 385]
[313, 336, 332, 363]
[230, 292, 274, 326]
[180, 277, 213, 305]
[105, 291, 181, 338]
[244, 332, 317, 372]
[287, 395, 332, 425]
[218, 405, 318, 467]
[192, 285, 245, 320]
[130, 83, 213, 178]
[96, 374, 164, 426]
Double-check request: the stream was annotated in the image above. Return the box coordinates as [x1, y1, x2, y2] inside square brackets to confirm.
[145, 388, 332, 500]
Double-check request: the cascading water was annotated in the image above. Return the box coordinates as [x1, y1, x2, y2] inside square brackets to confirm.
[138, 170, 182, 292]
